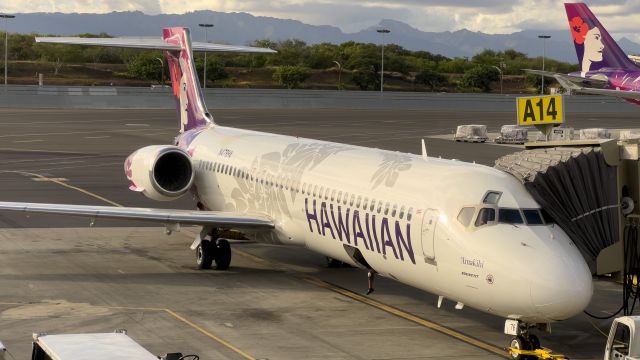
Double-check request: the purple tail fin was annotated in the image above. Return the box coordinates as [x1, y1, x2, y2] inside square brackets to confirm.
[162, 28, 213, 133]
[564, 3, 640, 74]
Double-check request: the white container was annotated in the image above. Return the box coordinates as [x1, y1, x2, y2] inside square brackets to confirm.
[454, 125, 488, 143]
[550, 127, 574, 141]
[580, 128, 610, 140]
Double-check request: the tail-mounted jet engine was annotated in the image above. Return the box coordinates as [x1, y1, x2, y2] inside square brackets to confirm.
[124, 145, 194, 201]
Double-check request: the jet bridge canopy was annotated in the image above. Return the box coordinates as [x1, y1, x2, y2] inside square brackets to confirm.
[495, 145, 619, 270]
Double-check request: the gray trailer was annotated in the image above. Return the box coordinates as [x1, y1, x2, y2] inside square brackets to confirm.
[30, 331, 196, 360]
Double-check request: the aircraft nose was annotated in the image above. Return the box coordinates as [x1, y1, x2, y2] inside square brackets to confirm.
[530, 252, 593, 321]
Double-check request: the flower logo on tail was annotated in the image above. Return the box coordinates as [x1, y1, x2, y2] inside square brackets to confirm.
[569, 16, 589, 44]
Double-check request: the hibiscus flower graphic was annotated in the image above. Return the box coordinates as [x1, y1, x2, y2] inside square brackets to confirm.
[569, 16, 589, 45]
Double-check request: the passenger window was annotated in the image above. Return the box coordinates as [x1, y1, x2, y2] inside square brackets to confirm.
[391, 204, 397, 217]
[337, 191, 342, 202]
[356, 196, 362, 208]
[377, 202, 383, 214]
[523, 209, 544, 225]
[343, 193, 349, 205]
[499, 208, 524, 224]
[457, 207, 475, 227]
[349, 194, 355, 206]
[363, 197, 369, 210]
[474, 208, 496, 227]
[313, 185, 318, 197]
[399, 206, 406, 219]
[302, 183, 307, 194]
[370, 200, 376, 212]
[331, 189, 336, 202]
[384, 202, 390, 215]
[407, 208, 413, 221]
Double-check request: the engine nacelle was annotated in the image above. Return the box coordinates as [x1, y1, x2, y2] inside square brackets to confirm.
[124, 145, 194, 201]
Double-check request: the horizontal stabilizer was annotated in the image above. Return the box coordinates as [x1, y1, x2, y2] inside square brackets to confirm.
[35, 37, 276, 54]
[523, 69, 608, 87]
[0, 201, 274, 229]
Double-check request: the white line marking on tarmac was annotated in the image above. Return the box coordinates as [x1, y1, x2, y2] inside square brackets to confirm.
[84, 136, 111, 139]
[125, 123, 150, 127]
[32, 177, 68, 182]
[13, 139, 44, 143]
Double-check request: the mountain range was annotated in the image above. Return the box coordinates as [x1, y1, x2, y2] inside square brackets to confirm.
[5, 11, 640, 63]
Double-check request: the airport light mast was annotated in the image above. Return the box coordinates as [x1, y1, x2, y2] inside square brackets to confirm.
[199, 23, 214, 89]
[377, 28, 390, 93]
[332, 60, 342, 90]
[538, 35, 551, 95]
[1, 14, 15, 88]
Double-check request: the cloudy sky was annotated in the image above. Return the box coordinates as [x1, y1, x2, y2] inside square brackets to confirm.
[2, 0, 639, 41]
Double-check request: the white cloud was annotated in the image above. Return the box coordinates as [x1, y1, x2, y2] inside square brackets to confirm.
[2, 0, 639, 42]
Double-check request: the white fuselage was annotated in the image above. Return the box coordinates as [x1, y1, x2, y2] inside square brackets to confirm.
[186, 125, 593, 324]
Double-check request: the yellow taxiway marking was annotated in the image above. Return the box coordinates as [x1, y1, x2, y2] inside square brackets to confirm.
[231, 248, 508, 358]
[0, 302, 256, 360]
[28, 171, 506, 359]
[17, 173, 255, 360]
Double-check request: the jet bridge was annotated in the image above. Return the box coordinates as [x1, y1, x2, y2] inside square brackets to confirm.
[495, 138, 640, 276]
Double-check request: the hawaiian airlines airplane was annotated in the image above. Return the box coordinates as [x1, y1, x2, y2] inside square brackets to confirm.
[0, 28, 592, 352]
[527, 3, 640, 105]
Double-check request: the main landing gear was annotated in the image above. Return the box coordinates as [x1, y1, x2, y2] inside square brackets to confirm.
[196, 236, 232, 270]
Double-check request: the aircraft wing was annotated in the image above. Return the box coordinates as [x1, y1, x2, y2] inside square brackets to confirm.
[523, 69, 609, 87]
[0, 202, 274, 230]
[35, 37, 276, 54]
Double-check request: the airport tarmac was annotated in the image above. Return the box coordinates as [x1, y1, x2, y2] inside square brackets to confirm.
[0, 107, 636, 359]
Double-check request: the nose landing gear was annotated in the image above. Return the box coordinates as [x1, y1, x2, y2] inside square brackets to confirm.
[504, 320, 565, 360]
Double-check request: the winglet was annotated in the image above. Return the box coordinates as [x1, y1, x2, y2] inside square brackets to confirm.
[421, 139, 428, 160]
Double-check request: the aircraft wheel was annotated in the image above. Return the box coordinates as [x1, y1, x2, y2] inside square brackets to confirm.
[508, 336, 531, 360]
[527, 334, 540, 350]
[214, 239, 232, 270]
[326, 257, 342, 268]
[196, 240, 214, 270]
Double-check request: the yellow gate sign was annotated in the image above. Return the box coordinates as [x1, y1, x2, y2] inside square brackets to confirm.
[516, 95, 564, 126]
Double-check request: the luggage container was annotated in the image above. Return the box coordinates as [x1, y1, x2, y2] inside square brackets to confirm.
[454, 125, 488, 143]
[580, 128, 610, 140]
[495, 125, 528, 144]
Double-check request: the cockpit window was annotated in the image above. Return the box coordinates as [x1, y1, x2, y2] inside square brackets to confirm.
[475, 208, 496, 227]
[523, 209, 544, 225]
[457, 207, 475, 227]
[483, 191, 502, 204]
[540, 208, 555, 224]
[498, 208, 524, 224]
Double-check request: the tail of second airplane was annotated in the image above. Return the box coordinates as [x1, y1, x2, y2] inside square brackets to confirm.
[564, 3, 640, 73]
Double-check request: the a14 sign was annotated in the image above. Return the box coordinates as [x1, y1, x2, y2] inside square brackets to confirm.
[516, 95, 564, 126]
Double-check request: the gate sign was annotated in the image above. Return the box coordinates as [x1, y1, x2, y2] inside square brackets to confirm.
[516, 95, 564, 126]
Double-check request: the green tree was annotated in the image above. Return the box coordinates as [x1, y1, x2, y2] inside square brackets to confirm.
[458, 65, 500, 92]
[414, 69, 447, 91]
[350, 66, 379, 90]
[127, 52, 163, 81]
[272, 65, 311, 89]
[205, 58, 228, 83]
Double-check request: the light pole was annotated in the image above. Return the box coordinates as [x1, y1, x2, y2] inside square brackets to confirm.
[155, 57, 164, 87]
[491, 65, 503, 94]
[1, 14, 15, 88]
[377, 28, 390, 93]
[538, 35, 551, 94]
[199, 23, 214, 89]
[332, 60, 342, 90]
